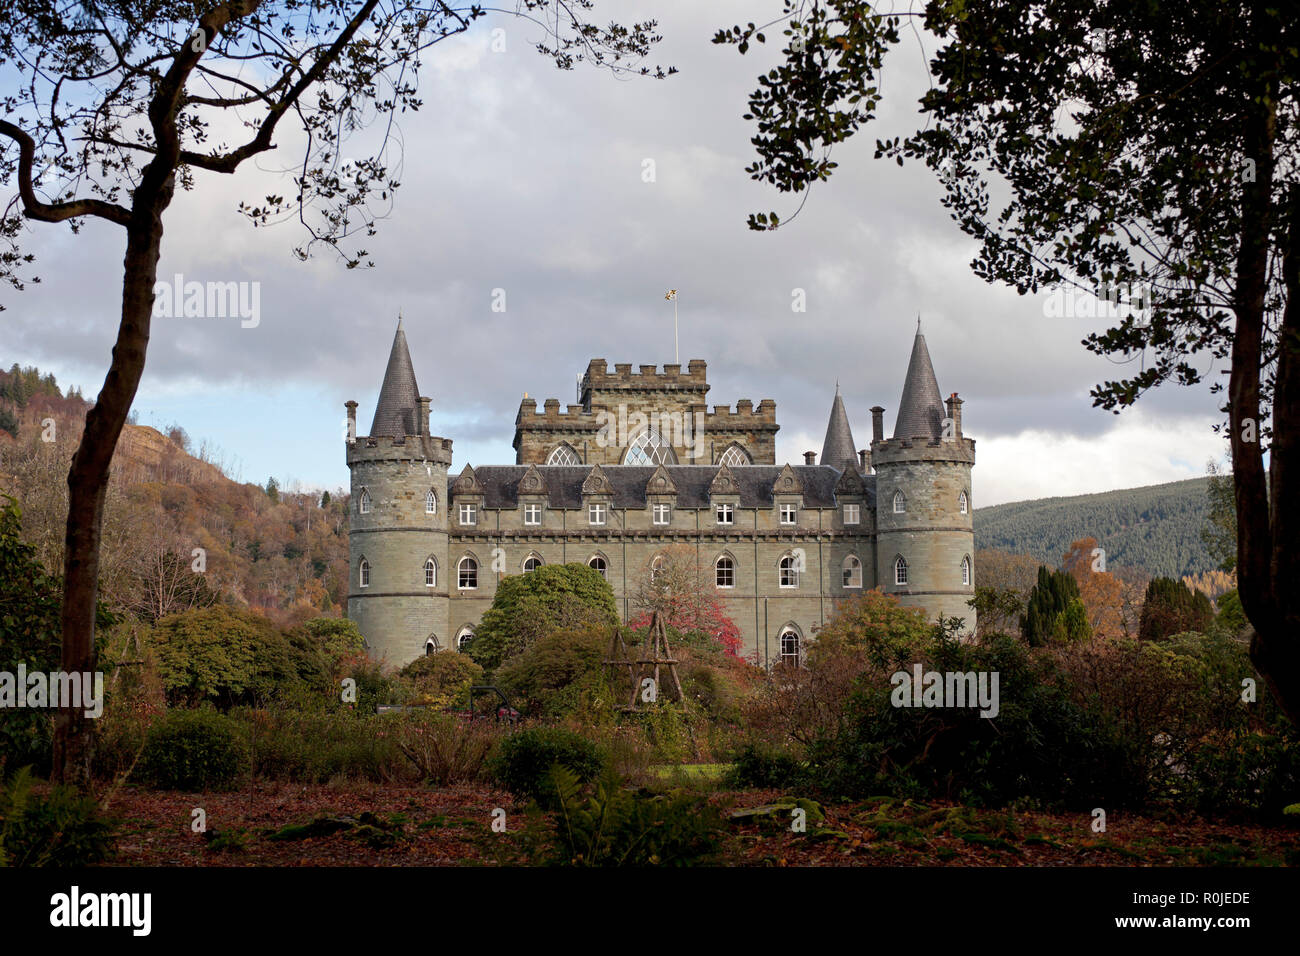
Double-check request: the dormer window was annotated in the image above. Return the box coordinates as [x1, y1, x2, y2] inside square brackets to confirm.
[588, 503, 607, 526]
[779, 503, 797, 525]
[459, 503, 477, 526]
[652, 503, 671, 525]
[843, 503, 860, 525]
[524, 503, 542, 526]
[716, 504, 734, 525]
[359, 488, 371, 514]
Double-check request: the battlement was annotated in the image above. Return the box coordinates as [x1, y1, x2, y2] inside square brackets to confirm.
[871, 435, 976, 466]
[517, 397, 602, 425]
[582, 358, 710, 391]
[347, 433, 454, 466]
[705, 399, 777, 424]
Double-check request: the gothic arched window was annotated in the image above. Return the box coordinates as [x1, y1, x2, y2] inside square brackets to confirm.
[718, 444, 751, 467]
[962, 555, 972, 587]
[779, 553, 799, 588]
[547, 443, 582, 465]
[959, 490, 968, 515]
[426, 489, 438, 514]
[458, 556, 478, 590]
[779, 628, 801, 667]
[359, 557, 370, 588]
[623, 428, 678, 466]
[523, 555, 543, 573]
[359, 488, 371, 514]
[843, 555, 863, 589]
[893, 490, 906, 514]
[894, 555, 909, 586]
[716, 554, 735, 588]
[587, 555, 608, 580]
[456, 626, 475, 650]
[425, 557, 437, 588]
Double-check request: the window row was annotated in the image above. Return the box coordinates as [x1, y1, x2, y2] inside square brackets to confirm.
[452, 501, 860, 527]
[358, 552, 972, 591]
[424, 627, 477, 654]
[889, 555, 972, 587]
[890, 490, 970, 514]
[355, 487, 439, 515]
[355, 488, 909, 525]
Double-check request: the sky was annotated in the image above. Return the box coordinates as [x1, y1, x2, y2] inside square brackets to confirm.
[2, 2, 1231, 505]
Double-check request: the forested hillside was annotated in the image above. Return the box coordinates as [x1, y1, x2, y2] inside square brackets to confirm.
[975, 478, 1215, 579]
[0, 363, 350, 625]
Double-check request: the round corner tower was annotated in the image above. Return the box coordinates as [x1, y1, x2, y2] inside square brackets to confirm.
[346, 321, 454, 667]
[871, 324, 976, 634]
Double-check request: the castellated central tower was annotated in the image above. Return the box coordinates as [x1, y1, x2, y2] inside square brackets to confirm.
[345, 321, 453, 664]
[871, 323, 977, 631]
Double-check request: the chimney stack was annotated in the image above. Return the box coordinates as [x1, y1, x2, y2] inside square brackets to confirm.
[803, 451, 817, 465]
[871, 406, 885, 443]
[944, 393, 963, 439]
[417, 396, 431, 437]
[345, 401, 357, 443]
[859, 449, 870, 472]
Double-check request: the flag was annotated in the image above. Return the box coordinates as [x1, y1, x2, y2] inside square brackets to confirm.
[665, 289, 677, 300]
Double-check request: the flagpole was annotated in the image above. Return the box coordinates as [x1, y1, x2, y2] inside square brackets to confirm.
[674, 296, 679, 365]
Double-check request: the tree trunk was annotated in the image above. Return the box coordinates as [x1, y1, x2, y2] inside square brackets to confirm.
[1250, 185, 1300, 723]
[52, 186, 172, 786]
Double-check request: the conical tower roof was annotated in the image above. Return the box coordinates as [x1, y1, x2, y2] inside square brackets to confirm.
[819, 386, 858, 470]
[369, 320, 421, 437]
[893, 322, 944, 440]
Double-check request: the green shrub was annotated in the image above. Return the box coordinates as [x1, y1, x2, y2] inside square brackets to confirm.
[137, 709, 247, 790]
[489, 726, 606, 808]
[493, 626, 610, 718]
[726, 744, 807, 789]
[1182, 732, 1300, 819]
[398, 652, 483, 709]
[0, 767, 115, 866]
[544, 765, 722, 866]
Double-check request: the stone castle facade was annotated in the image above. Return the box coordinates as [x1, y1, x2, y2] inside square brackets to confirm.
[345, 321, 975, 668]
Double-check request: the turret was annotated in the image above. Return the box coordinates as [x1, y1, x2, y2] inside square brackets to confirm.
[871, 321, 976, 633]
[345, 319, 454, 665]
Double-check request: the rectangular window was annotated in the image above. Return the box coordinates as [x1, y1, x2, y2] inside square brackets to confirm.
[779, 503, 797, 525]
[459, 503, 477, 526]
[588, 503, 607, 526]
[652, 503, 671, 525]
[843, 503, 859, 525]
[524, 503, 542, 526]
[716, 503, 734, 525]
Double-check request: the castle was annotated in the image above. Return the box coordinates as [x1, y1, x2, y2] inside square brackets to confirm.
[345, 322, 975, 667]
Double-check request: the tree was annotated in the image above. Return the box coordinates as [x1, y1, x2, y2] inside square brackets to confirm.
[150, 605, 321, 708]
[265, 477, 280, 505]
[1, 1, 669, 783]
[1061, 537, 1124, 640]
[628, 544, 743, 657]
[1202, 458, 1238, 572]
[467, 563, 619, 672]
[717, 2, 1300, 720]
[1139, 577, 1215, 642]
[1021, 566, 1090, 647]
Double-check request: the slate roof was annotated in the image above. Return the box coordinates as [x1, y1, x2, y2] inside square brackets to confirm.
[893, 325, 945, 440]
[819, 388, 858, 469]
[463, 465, 875, 510]
[369, 321, 421, 438]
